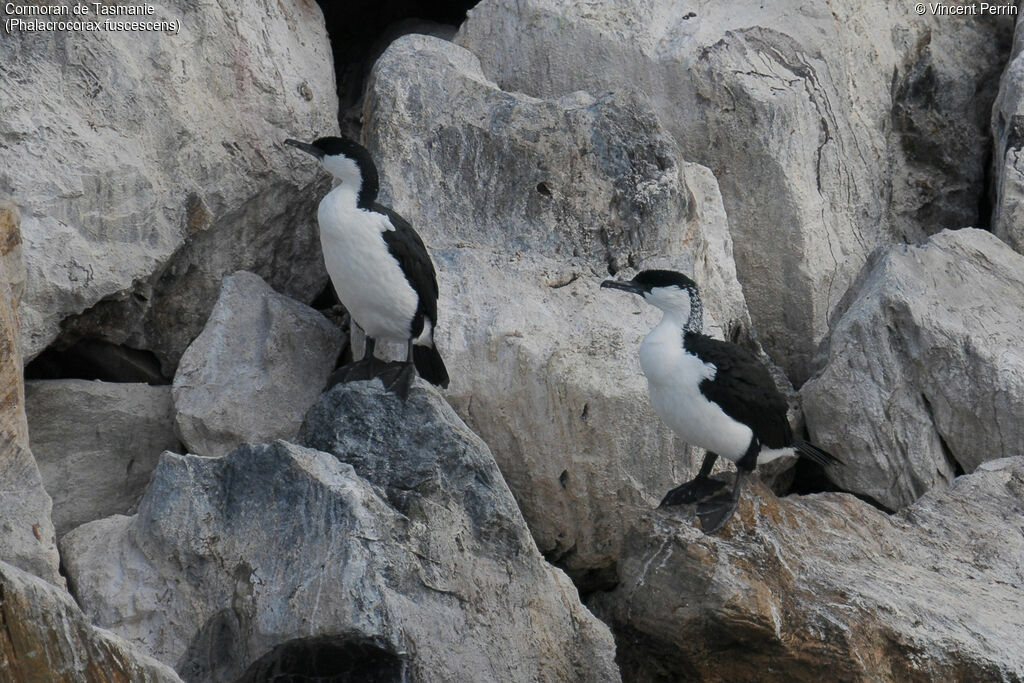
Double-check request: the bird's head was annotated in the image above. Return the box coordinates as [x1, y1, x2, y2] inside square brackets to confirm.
[285, 136, 379, 206]
[601, 269, 699, 317]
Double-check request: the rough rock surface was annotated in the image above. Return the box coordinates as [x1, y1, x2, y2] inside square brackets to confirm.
[62, 382, 620, 682]
[802, 229, 1024, 510]
[0, 201, 61, 585]
[172, 271, 343, 458]
[589, 458, 1024, 682]
[365, 35, 751, 584]
[0, 560, 181, 682]
[0, 0, 337, 370]
[457, 0, 1012, 381]
[25, 379, 181, 536]
[992, 19, 1024, 254]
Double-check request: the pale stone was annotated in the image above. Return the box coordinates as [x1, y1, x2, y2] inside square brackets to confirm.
[0, 560, 181, 682]
[457, 0, 1012, 382]
[172, 271, 343, 458]
[25, 379, 181, 536]
[0, 200, 61, 585]
[363, 35, 752, 583]
[802, 229, 1024, 510]
[0, 0, 338, 371]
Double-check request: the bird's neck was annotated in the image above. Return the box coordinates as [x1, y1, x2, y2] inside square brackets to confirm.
[685, 289, 703, 333]
[326, 183, 361, 210]
[659, 290, 702, 333]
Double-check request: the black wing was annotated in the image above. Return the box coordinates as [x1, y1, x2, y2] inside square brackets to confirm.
[372, 203, 439, 338]
[683, 332, 792, 449]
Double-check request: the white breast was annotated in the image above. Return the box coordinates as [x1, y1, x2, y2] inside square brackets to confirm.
[317, 188, 418, 341]
[639, 319, 753, 462]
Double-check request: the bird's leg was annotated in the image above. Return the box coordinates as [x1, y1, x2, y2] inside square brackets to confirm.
[659, 452, 727, 507]
[345, 336, 381, 381]
[695, 468, 747, 534]
[325, 336, 379, 389]
[378, 340, 416, 400]
[361, 337, 380, 376]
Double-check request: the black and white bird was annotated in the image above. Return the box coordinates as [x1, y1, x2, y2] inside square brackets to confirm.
[285, 136, 448, 399]
[601, 269, 840, 533]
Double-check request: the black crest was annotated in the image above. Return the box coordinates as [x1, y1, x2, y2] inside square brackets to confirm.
[631, 270, 698, 293]
[312, 136, 380, 209]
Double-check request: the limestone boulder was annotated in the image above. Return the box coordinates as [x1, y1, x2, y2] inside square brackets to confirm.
[992, 19, 1024, 254]
[0, 560, 181, 682]
[0, 201, 60, 585]
[801, 229, 1024, 510]
[62, 382, 619, 681]
[590, 458, 1024, 681]
[0, 0, 337, 371]
[457, 0, 1012, 382]
[25, 379, 181, 536]
[172, 271, 343, 458]
[364, 35, 751, 584]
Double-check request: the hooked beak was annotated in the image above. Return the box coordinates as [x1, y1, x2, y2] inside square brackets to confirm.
[284, 138, 324, 160]
[600, 279, 645, 295]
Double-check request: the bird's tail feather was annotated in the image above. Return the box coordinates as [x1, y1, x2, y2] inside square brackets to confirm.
[413, 344, 449, 388]
[794, 438, 843, 467]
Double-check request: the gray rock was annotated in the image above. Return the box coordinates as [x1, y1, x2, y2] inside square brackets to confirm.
[0, 0, 337, 370]
[25, 379, 181, 536]
[62, 382, 620, 681]
[992, 20, 1024, 254]
[364, 35, 751, 583]
[0, 560, 181, 682]
[0, 201, 61, 585]
[589, 458, 1024, 681]
[0, 437, 61, 587]
[172, 271, 343, 458]
[802, 229, 1024, 511]
[457, 0, 1012, 382]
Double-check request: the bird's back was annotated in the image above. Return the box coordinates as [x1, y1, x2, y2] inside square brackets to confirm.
[682, 332, 792, 449]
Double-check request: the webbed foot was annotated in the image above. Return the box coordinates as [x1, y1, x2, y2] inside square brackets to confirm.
[324, 357, 382, 390]
[378, 361, 416, 401]
[695, 470, 746, 534]
[659, 476, 728, 507]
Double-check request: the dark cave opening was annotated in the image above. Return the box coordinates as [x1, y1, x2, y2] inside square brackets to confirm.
[234, 636, 405, 683]
[785, 456, 894, 514]
[315, 0, 479, 135]
[24, 338, 169, 385]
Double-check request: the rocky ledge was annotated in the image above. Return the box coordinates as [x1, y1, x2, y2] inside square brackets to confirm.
[590, 458, 1024, 681]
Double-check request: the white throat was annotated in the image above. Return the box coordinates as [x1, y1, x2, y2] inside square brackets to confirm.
[322, 154, 362, 191]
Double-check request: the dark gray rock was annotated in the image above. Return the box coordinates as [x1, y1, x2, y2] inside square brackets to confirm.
[992, 19, 1024, 254]
[63, 382, 620, 681]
